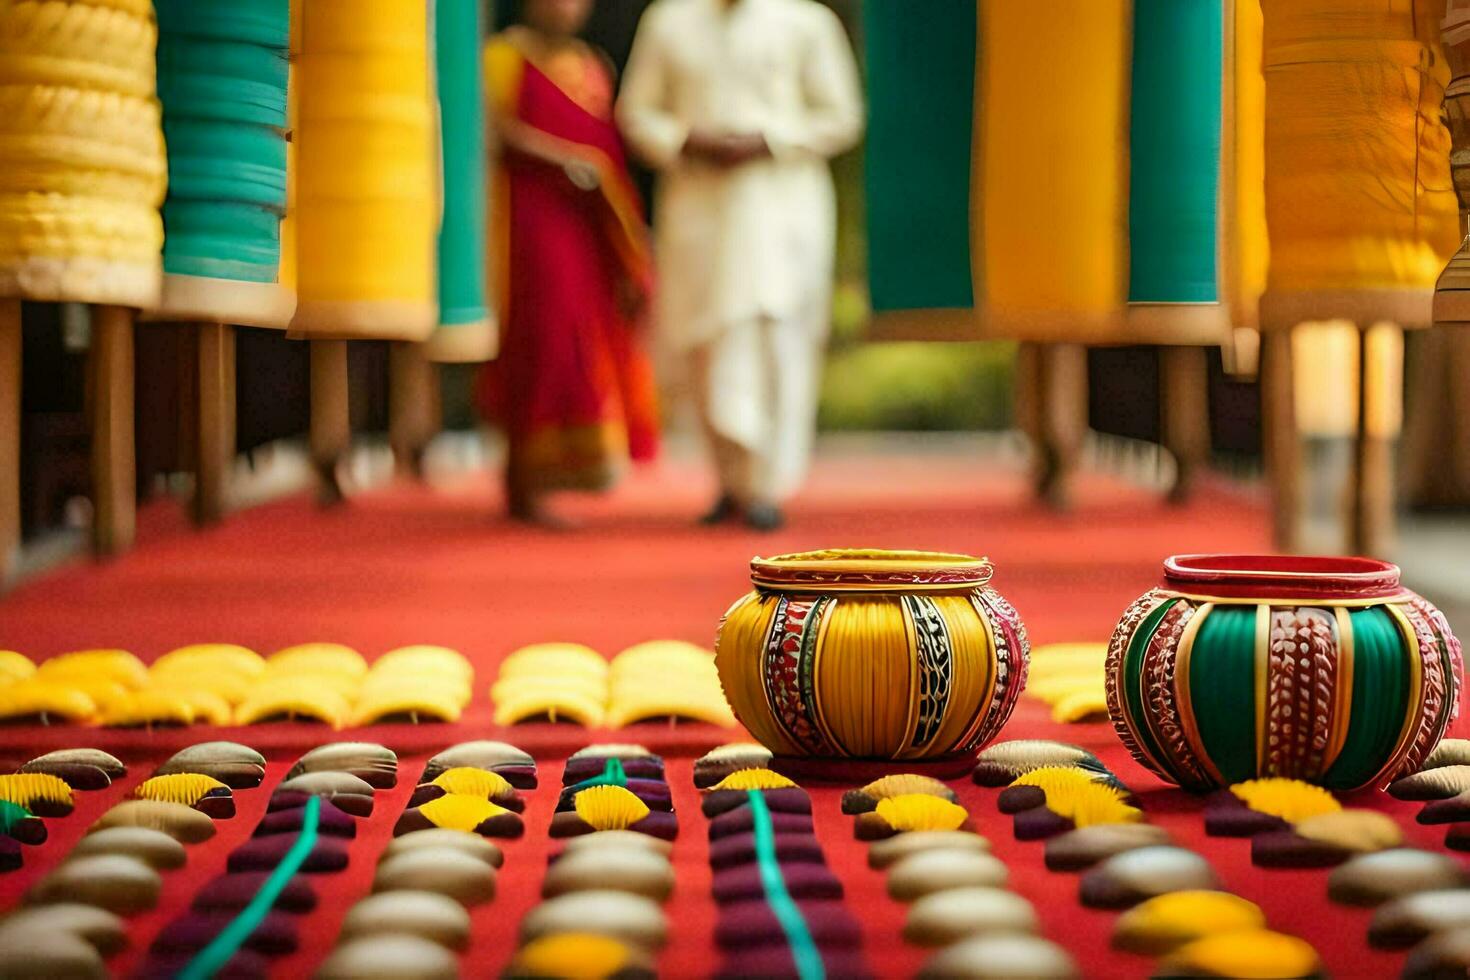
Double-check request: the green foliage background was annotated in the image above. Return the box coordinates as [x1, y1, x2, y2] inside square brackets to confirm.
[817, 146, 1013, 432]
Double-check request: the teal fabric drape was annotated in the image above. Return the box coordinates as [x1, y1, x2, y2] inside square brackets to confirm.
[862, 0, 975, 313]
[1128, 0, 1223, 303]
[435, 0, 490, 330]
[155, 0, 289, 284]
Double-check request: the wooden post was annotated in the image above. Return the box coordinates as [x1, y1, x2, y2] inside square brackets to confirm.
[388, 341, 436, 478]
[1014, 341, 1043, 454]
[1352, 323, 1400, 556]
[0, 301, 20, 587]
[224, 320, 237, 468]
[310, 339, 350, 505]
[90, 305, 136, 557]
[1016, 342, 1090, 509]
[1159, 345, 1212, 504]
[1036, 343, 1088, 510]
[1261, 329, 1301, 551]
[192, 322, 235, 524]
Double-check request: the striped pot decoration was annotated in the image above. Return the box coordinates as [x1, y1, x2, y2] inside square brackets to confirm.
[714, 551, 1028, 767]
[862, 0, 1266, 344]
[1106, 555, 1463, 792]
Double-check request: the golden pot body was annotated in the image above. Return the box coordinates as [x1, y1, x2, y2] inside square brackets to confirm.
[715, 550, 1029, 761]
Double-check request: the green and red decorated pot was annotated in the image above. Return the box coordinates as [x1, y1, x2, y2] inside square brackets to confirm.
[1105, 555, 1463, 792]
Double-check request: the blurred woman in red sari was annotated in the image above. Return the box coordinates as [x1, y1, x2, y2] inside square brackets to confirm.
[480, 0, 658, 524]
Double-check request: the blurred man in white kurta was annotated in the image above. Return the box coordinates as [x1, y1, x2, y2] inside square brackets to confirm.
[617, 0, 863, 530]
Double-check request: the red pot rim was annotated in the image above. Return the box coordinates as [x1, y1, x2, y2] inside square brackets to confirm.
[1162, 554, 1404, 600]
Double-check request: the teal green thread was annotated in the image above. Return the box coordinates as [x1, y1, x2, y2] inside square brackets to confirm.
[748, 790, 825, 980]
[0, 800, 32, 836]
[179, 795, 321, 980]
[154, 0, 289, 283]
[570, 758, 628, 792]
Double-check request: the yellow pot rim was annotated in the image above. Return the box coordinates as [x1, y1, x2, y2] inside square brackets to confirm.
[750, 549, 993, 593]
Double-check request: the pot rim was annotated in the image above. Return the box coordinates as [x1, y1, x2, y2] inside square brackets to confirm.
[750, 549, 992, 593]
[1162, 553, 1404, 600]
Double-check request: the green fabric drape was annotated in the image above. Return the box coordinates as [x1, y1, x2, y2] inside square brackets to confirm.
[155, 0, 289, 284]
[861, 0, 975, 314]
[434, 0, 490, 330]
[1128, 0, 1223, 303]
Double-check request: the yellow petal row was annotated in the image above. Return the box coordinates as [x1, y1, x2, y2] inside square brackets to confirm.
[1023, 642, 1108, 726]
[0, 643, 473, 728]
[493, 640, 737, 730]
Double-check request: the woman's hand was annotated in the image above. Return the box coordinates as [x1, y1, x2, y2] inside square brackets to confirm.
[562, 157, 601, 190]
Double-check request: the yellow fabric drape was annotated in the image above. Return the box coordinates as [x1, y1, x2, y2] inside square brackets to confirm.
[1223, 0, 1271, 372]
[1230, 0, 1271, 327]
[1262, 0, 1458, 319]
[291, 0, 437, 341]
[975, 0, 1129, 342]
[0, 0, 166, 307]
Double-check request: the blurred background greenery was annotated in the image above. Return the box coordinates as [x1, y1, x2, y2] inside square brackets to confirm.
[818, 130, 1014, 433]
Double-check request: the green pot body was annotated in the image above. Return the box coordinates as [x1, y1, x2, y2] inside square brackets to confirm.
[1106, 555, 1463, 792]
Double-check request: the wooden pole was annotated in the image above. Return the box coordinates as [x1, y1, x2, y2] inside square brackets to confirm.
[192, 322, 235, 524]
[1159, 345, 1212, 504]
[1017, 341, 1089, 509]
[388, 341, 435, 478]
[1014, 341, 1043, 455]
[1036, 343, 1088, 510]
[90, 305, 136, 557]
[0, 301, 20, 586]
[224, 320, 237, 469]
[1014, 341, 1054, 502]
[1261, 329, 1301, 551]
[310, 339, 350, 505]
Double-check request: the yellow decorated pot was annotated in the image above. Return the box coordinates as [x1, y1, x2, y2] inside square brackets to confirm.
[715, 550, 1029, 770]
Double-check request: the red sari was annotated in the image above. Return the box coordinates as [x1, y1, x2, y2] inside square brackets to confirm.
[479, 34, 658, 491]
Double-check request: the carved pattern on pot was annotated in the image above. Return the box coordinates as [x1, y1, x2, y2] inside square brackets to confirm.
[1266, 607, 1337, 779]
[1104, 590, 1169, 780]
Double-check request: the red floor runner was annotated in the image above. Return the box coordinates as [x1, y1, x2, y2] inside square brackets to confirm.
[1, 449, 1435, 977]
[1, 450, 1270, 660]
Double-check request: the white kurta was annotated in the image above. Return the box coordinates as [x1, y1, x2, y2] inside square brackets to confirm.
[617, 0, 863, 502]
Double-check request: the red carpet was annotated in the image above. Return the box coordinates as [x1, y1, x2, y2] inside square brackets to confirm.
[0, 447, 1435, 977]
[2, 447, 1272, 662]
